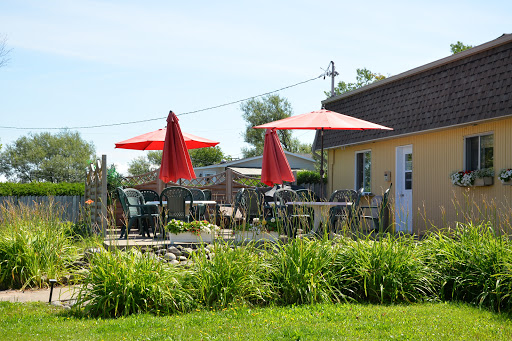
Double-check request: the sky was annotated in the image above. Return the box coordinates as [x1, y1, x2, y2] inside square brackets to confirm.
[1, 0, 511, 177]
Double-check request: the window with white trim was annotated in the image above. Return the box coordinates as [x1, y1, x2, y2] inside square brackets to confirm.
[465, 133, 493, 171]
[356, 151, 371, 192]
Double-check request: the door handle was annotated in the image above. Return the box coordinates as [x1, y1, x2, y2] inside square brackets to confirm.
[399, 194, 405, 197]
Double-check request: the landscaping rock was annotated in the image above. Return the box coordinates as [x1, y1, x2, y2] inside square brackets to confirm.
[167, 246, 182, 256]
[181, 247, 194, 258]
[178, 256, 188, 262]
[169, 260, 179, 265]
[164, 253, 177, 261]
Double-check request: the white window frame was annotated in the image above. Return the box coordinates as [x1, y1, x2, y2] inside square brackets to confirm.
[354, 150, 372, 194]
[464, 132, 493, 171]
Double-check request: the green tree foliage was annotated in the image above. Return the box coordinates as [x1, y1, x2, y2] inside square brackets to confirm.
[240, 95, 311, 157]
[127, 147, 226, 176]
[450, 41, 473, 54]
[326, 68, 386, 97]
[189, 146, 224, 167]
[127, 156, 155, 176]
[0, 182, 84, 196]
[0, 131, 95, 183]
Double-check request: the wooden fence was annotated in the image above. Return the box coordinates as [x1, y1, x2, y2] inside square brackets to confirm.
[0, 195, 84, 222]
[84, 155, 108, 235]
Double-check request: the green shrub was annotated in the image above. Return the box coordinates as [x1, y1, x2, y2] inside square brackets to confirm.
[187, 243, 274, 308]
[334, 234, 434, 304]
[271, 238, 343, 305]
[0, 182, 84, 196]
[296, 170, 326, 185]
[76, 248, 194, 317]
[0, 201, 80, 289]
[422, 222, 512, 312]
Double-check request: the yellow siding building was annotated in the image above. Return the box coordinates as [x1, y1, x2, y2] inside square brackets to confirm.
[318, 34, 512, 235]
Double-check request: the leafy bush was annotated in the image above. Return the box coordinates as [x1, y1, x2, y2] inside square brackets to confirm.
[334, 235, 434, 304]
[271, 238, 343, 305]
[0, 200, 80, 289]
[76, 248, 194, 317]
[187, 243, 274, 308]
[422, 222, 512, 312]
[296, 170, 326, 185]
[0, 182, 84, 196]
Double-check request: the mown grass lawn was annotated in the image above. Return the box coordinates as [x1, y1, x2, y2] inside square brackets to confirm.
[1, 301, 511, 340]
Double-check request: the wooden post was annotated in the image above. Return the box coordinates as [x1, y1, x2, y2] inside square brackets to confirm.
[100, 155, 108, 237]
[226, 168, 233, 204]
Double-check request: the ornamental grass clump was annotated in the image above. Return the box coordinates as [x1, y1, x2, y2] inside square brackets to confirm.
[333, 234, 434, 304]
[75, 248, 194, 318]
[186, 243, 274, 309]
[0, 200, 80, 290]
[270, 237, 343, 305]
[421, 221, 512, 312]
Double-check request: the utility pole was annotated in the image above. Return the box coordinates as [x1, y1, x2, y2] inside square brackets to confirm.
[328, 61, 339, 97]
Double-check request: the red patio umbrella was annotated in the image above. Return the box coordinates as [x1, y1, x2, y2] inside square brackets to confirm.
[115, 128, 219, 150]
[159, 111, 196, 183]
[253, 109, 392, 196]
[261, 129, 295, 186]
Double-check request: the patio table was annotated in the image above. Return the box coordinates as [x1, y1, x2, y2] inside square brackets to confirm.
[286, 201, 352, 234]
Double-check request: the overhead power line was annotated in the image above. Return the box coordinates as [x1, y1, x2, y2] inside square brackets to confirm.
[0, 75, 323, 130]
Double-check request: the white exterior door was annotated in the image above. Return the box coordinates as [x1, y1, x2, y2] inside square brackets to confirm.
[395, 145, 413, 233]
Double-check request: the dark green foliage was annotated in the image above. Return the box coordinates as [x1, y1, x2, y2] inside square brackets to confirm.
[0, 182, 84, 196]
[422, 222, 512, 312]
[334, 235, 434, 304]
[0, 201, 80, 290]
[0, 130, 95, 183]
[296, 170, 326, 184]
[76, 249, 194, 318]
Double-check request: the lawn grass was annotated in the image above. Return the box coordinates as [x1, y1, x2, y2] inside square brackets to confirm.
[1, 301, 511, 340]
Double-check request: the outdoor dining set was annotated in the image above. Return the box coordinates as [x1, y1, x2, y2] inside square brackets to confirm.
[115, 183, 393, 241]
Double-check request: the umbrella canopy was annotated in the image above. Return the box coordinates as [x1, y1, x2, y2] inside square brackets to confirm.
[115, 128, 219, 150]
[253, 109, 392, 197]
[159, 111, 196, 183]
[261, 129, 295, 186]
[253, 109, 392, 131]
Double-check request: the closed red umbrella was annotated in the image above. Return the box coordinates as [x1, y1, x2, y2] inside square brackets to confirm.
[261, 129, 295, 186]
[159, 111, 196, 183]
[254, 109, 392, 196]
[115, 128, 219, 150]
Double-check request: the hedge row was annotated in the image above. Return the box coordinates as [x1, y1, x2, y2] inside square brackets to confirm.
[0, 182, 84, 196]
[296, 170, 327, 185]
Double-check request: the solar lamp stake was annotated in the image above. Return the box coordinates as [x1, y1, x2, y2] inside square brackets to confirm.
[48, 279, 57, 303]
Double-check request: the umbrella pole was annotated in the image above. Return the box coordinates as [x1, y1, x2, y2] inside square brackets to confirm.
[320, 128, 324, 199]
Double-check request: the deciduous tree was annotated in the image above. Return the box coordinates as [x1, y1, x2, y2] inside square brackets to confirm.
[0, 131, 95, 183]
[450, 41, 473, 54]
[326, 68, 386, 97]
[240, 95, 310, 157]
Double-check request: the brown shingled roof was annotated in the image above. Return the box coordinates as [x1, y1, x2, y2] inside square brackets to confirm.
[316, 34, 512, 150]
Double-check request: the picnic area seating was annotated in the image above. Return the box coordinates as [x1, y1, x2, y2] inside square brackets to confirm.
[160, 186, 194, 223]
[116, 187, 159, 239]
[359, 183, 392, 233]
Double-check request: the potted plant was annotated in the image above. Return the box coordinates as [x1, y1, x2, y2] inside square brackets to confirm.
[165, 219, 218, 243]
[233, 218, 281, 242]
[450, 171, 475, 187]
[473, 167, 494, 186]
[499, 169, 512, 185]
